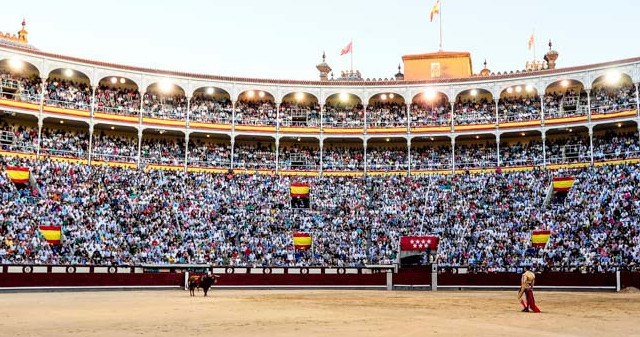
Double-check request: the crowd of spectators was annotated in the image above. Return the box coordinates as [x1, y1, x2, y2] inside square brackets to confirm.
[0, 121, 38, 153]
[455, 143, 498, 169]
[142, 93, 187, 120]
[189, 97, 232, 123]
[94, 86, 141, 117]
[278, 144, 319, 170]
[323, 104, 364, 128]
[233, 143, 275, 170]
[0, 70, 40, 103]
[140, 137, 185, 165]
[188, 139, 230, 167]
[0, 156, 638, 271]
[591, 85, 637, 114]
[498, 96, 540, 123]
[454, 98, 495, 125]
[366, 103, 407, 128]
[44, 79, 91, 111]
[410, 102, 451, 127]
[322, 146, 363, 171]
[39, 127, 89, 158]
[235, 101, 277, 126]
[367, 146, 407, 171]
[411, 144, 452, 171]
[91, 132, 138, 163]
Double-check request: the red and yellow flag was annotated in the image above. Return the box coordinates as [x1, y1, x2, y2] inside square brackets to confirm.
[553, 177, 575, 192]
[290, 183, 310, 197]
[531, 230, 551, 248]
[430, 0, 440, 22]
[340, 41, 352, 56]
[528, 33, 535, 50]
[39, 226, 62, 244]
[293, 232, 312, 250]
[6, 166, 29, 184]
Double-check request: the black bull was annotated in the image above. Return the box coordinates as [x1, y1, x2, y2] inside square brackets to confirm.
[188, 275, 219, 296]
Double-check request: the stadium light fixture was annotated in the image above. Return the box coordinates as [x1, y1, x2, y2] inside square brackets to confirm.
[59, 120, 64, 124]
[475, 135, 480, 139]
[339, 93, 349, 102]
[429, 137, 434, 141]
[525, 85, 533, 93]
[569, 128, 573, 132]
[385, 138, 390, 142]
[120, 78, 126, 84]
[206, 87, 215, 95]
[258, 91, 265, 98]
[381, 94, 387, 100]
[389, 93, 395, 99]
[506, 87, 513, 94]
[64, 69, 74, 77]
[618, 123, 622, 128]
[521, 132, 525, 136]
[297, 137, 301, 142]
[206, 134, 210, 138]
[423, 89, 436, 101]
[110, 77, 118, 84]
[295, 92, 304, 101]
[561, 80, 570, 87]
[515, 86, 522, 93]
[159, 79, 173, 93]
[247, 90, 255, 98]
[605, 70, 621, 85]
[470, 89, 478, 96]
[110, 126, 115, 130]
[8, 57, 23, 70]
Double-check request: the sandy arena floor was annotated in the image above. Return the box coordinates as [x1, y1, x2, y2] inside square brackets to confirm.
[0, 290, 639, 337]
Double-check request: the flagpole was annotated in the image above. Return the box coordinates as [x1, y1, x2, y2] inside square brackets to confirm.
[350, 39, 353, 72]
[532, 29, 536, 61]
[439, 0, 443, 51]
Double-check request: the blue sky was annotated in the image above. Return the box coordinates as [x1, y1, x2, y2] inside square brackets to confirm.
[2, 0, 639, 80]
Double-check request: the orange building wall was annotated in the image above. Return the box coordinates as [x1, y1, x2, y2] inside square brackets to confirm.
[402, 51, 472, 81]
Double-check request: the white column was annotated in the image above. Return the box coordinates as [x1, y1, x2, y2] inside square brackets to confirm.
[319, 139, 324, 176]
[90, 86, 96, 120]
[407, 138, 412, 176]
[320, 104, 324, 131]
[275, 137, 280, 174]
[185, 96, 191, 127]
[586, 89, 592, 122]
[451, 137, 455, 174]
[184, 132, 189, 172]
[496, 133, 500, 167]
[540, 94, 545, 126]
[494, 98, 499, 125]
[88, 124, 94, 165]
[450, 102, 455, 131]
[276, 102, 281, 130]
[589, 127, 594, 166]
[363, 104, 368, 134]
[137, 129, 143, 169]
[363, 139, 367, 175]
[542, 132, 547, 169]
[406, 103, 411, 132]
[36, 118, 43, 159]
[635, 82, 639, 118]
[230, 138, 235, 170]
[231, 100, 236, 132]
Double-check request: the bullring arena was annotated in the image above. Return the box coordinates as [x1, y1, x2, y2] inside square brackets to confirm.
[2, 1, 640, 336]
[2, 290, 640, 337]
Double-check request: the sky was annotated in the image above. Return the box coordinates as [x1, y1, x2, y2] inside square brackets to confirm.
[2, 0, 639, 80]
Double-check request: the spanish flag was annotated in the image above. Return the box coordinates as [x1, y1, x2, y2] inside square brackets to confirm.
[430, 0, 440, 22]
[290, 183, 310, 197]
[531, 230, 551, 248]
[293, 232, 312, 250]
[39, 226, 62, 244]
[552, 177, 575, 192]
[6, 166, 29, 184]
[528, 33, 535, 50]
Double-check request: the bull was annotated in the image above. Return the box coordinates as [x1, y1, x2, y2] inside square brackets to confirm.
[188, 273, 219, 297]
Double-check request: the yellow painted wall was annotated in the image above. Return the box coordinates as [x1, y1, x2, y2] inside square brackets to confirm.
[403, 52, 472, 81]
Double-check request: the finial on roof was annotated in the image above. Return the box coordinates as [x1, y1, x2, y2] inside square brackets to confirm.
[22, 18, 26, 27]
[322, 51, 326, 63]
[548, 39, 552, 50]
[479, 59, 491, 76]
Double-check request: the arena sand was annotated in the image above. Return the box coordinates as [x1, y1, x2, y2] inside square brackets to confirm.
[0, 290, 639, 337]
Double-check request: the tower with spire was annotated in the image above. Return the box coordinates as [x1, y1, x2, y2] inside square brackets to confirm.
[316, 52, 332, 81]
